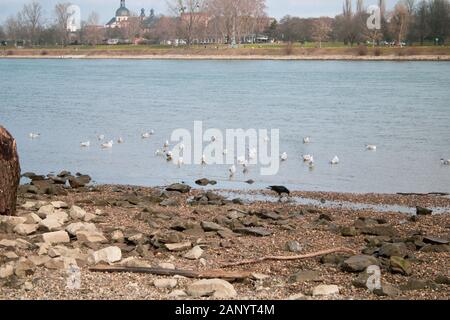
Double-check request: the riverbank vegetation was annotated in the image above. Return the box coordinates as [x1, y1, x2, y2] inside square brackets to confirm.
[0, 0, 449, 50]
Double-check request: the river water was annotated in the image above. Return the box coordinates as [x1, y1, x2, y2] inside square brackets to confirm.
[1, 59, 449, 193]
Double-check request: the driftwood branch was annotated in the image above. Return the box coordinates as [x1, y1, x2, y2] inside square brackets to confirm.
[221, 247, 357, 268]
[89, 266, 254, 281]
[397, 192, 449, 196]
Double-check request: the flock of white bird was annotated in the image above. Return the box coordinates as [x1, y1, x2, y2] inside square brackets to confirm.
[28, 132, 450, 179]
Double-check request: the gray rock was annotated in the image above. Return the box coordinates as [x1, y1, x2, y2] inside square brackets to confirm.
[187, 279, 237, 298]
[389, 256, 412, 275]
[13, 223, 39, 235]
[419, 244, 450, 253]
[165, 242, 192, 252]
[312, 284, 339, 296]
[37, 204, 55, 218]
[201, 221, 226, 232]
[285, 240, 303, 253]
[233, 227, 272, 237]
[361, 225, 397, 237]
[435, 275, 450, 285]
[39, 217, 63, 232]
[0, 262, 15, 279]
[373, 284, 401, 297]
[289, 270, 321, 283]
[154, 278, 178, 289]
[42, 231, 70, 244]
[379, 242, 408, 258]
[14, 258, 35, 277]
[76, 230, 108, 243]
[416, 206, 432, 216]
[159, 199, 179, 207]
[184, 246, 204, 260]
[341, 255, 379, 272]
[69, 206, 86, 220]
[65, 222, 98, 236]
[352, 272, 371, 288]
[88, 246, 122, 264]
[422, 236, 449, 245]
[341, 226, 358, 237]
[166, 183, 191, 194]
[400, 278, 430, 291]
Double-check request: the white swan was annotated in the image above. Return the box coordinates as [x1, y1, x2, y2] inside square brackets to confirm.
[29, 133, 40, 139]
[366, 144, 377, 151]
[280, 152, 288, 161]
[142, 132, 151, 139]
[441, 159, 450, 165]
[303, 136, 311, 144]
[303, 154, 313, 162]
[101, 140, 113, 149]
[80, 141, 90, 147]
[330, 156, 339, 165]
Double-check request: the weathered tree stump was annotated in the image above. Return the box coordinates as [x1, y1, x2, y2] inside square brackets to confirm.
[0, 126, 20, 216]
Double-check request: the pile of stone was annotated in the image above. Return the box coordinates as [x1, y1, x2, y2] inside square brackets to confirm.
[19, 171, 92, 196]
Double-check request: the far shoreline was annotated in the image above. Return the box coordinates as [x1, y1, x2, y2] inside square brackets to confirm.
[1, 54, 450, 61]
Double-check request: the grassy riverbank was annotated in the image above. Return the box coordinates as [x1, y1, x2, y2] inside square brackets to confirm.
[1, 44, 450, 60]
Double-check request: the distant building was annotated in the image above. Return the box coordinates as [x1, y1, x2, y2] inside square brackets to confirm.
[106, 0, 132, 28]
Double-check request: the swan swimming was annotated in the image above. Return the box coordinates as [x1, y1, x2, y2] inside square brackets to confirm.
[80, 141, 90, 147]
[29, 133, 40, 139]
[280, 152, 288, 161]
[441, 159, 450, 165]
[101, 140, 113, 149]
[303, 154, 313, 162]
[142, 133, 152, 139]
[366, 145, 377, 151]
[330, 156, 340, 165]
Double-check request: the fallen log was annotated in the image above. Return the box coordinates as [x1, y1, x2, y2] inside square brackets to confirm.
[221, 247, 357, 268]
[89, 265, 254, 281]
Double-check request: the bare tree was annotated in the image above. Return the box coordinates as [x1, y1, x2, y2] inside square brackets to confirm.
[169, 0, 207, 45]
[54, 2, 72, 46]
[312, 17, 332, 48]
[21, 1, 44, 45]
[82, 12, 104, 45]
[389, 2, 410, 45]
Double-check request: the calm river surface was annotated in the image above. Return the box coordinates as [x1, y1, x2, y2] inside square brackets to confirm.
[1, 59, 449, 193]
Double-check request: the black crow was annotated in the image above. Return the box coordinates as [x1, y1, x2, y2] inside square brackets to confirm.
[267, 186, 290, 196]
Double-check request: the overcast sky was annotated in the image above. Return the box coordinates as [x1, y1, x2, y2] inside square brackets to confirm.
[0, 0, 397, 24]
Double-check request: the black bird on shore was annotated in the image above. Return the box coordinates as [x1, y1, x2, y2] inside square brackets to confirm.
[267, 186, 290, 197]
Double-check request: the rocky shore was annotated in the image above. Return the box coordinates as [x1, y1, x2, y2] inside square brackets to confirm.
[1, 171, 449, 300]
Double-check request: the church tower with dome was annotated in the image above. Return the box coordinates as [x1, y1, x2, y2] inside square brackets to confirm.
[106, 0, 132, 28]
